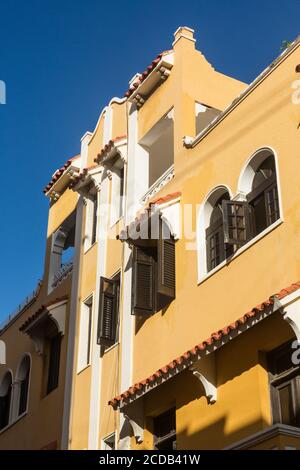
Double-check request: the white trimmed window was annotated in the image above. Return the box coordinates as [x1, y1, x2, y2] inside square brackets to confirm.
[102, 432, 116, 450]
[84, 189, 98, 251]
[77, 296, 93, 372]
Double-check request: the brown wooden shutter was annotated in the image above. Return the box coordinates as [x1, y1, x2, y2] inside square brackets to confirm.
[97, 277, 118, 346]
[157, 221, 175, 300]
[222, 200, 252, 245]
[132, 245, 155, 316]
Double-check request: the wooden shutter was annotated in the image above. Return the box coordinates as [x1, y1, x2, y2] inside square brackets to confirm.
[157, 221, 175, 300]
[222, 200, 252, 245]
[132, 245, 155, 316]
[97, 277, 118, 346]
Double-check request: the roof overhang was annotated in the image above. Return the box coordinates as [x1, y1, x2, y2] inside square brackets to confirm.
[109, 282, 300, 409]
[128, 52, 174, 108]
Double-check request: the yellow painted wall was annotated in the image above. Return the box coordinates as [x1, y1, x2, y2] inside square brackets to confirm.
[131, 312, 294, 450]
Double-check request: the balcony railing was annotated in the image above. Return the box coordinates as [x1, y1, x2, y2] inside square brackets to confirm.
[141, 165, 174, 204]
[52, 261, 73, 289]
[0, 280, 42, 332]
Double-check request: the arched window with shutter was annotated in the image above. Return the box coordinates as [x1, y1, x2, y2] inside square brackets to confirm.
[0, 371, 13, 430]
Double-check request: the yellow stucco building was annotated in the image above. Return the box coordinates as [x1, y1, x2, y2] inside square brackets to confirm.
[1, 26, 300, 450]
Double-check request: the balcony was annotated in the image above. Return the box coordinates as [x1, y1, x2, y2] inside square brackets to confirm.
[141, 165, 174, 204]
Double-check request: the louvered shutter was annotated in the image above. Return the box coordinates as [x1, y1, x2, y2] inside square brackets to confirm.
[222, 200, 252, 245]
[132, 246, 155, 316]
[97, 277, 118, 346]
[157, 220, 175, 300]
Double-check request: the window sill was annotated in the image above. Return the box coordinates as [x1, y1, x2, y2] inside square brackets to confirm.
[198, 218, 283, 285]
[0, 411, 28, 435]
[103, 342, 119, 354]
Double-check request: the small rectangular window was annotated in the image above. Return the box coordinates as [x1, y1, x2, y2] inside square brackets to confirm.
[91, 194, 98, 246]
[268, 341, 300, 427]
[77, 296, 93, 372]
[153, 408, 176, 450]
[222, 200, 252, 246]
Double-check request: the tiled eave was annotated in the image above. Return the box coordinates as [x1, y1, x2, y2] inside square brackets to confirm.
[43, 156, 80, 201]
[19, 295, 68, 333]
[109, 281, 300, 409]
[126, 52, 174, 108]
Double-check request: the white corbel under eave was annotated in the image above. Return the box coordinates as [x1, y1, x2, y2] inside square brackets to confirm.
[123, 414, 144, 444]
[189, 354, 217, 404]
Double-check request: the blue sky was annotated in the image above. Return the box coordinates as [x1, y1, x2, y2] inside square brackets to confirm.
[0, 0, 299, 320]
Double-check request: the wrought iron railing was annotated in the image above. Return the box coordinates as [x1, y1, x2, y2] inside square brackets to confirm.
[52, 261, 73, 289]
[0, 280, 42, 331]
[141, 165, 174, 204]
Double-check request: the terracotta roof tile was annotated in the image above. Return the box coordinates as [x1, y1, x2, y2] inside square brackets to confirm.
[109, 280, 300, 408]
[94, 135, 127, 164]
[43, 155, 80, 194]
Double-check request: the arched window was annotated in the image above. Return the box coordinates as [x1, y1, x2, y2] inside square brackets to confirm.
[16, 355, 31, 416]
[246, 154, 279, 236]
[0, 371, 12, 430]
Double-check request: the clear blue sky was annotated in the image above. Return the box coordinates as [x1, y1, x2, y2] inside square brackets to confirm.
[0, 0, 299, 320]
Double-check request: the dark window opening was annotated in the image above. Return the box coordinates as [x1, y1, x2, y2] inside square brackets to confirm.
[97, 272, 120, 348]
[91, 193, 98, 246]
[18, 356, 30, 416]
[268, 341, 300, 427]
[247, 155, 279, 237]
[0, 374, 12, 430]
[206, 193, 233, 272]
[154, 408, 176, 450]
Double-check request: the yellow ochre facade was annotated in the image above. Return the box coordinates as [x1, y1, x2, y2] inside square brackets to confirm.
[1, 26, 300, 450]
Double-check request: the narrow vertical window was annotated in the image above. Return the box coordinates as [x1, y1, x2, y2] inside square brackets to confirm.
[154, 408, 176, 450]
[0, 372, 12, 430]
[78, 296, 93, 372]
[47, 334, 61, 394]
